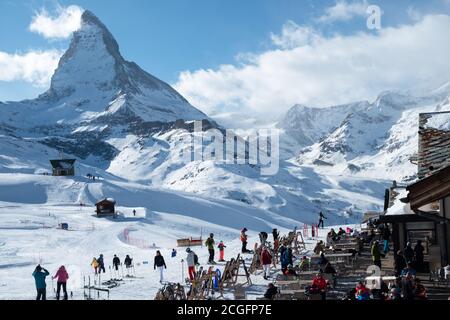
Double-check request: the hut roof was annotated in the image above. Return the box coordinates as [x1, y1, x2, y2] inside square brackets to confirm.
[50, 159, 76, 169]
[95, 198, 116, 205]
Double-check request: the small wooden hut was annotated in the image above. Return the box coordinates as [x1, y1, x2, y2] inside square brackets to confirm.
[95, 198, 116, 216]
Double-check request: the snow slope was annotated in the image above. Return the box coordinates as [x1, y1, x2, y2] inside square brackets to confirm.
[0, 171, 319, 300]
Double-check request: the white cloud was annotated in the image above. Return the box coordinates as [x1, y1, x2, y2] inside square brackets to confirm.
[0, 50, 63, 87]
[270, 21, 320, 49]
[174, 15, 450, 124]
[29, 4, 84, 39]
[318, 0, 369, 23]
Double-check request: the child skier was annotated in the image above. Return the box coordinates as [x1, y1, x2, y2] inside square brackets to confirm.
[217, 241, 226, 262]
[97, 254, 106, 273]
[241, 228, 249, 253]
[91, 257, 99, 275]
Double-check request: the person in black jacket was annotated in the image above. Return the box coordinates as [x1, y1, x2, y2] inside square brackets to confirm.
[154, 250, 167, 283]
[112, 255, 120, 271]
[97, 254, 106, 273]
[394, 250, 407, 276]
[404, 242, 415, 264]
[414, 240, 425, 271]
[264, 283, 278, 300]
[124, 255, 132, 268]
[318, 211, 327, 229]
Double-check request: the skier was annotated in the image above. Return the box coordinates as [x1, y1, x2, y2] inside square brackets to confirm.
[217, 241, 226, 262]
[205, 233, 216, 264]
[186, 248, 196, 281]
[91, 257, 99, 274]
[414, 240, 425, 272]
[318, 211, 327, 229]
[112, 255, 121, 271]
[32, 265, 50, 301]
[133, 209, 136, 216]
[154, 250, 167, 283]
[97, 254, 106, 273]
[124, 255, 133, 268]
[171, 249, 177, 258]
[260, 247, 272, 280]
[52, 265, 69, 300]
[240, 228, 249, 253]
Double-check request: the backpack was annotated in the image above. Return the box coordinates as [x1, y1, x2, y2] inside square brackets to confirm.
[194, 254, 199, 265]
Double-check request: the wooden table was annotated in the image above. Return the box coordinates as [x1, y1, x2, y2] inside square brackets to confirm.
[311, 253, 353, 265]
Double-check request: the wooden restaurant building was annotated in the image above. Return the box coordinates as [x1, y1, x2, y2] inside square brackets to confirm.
[380, 112, 450, 272]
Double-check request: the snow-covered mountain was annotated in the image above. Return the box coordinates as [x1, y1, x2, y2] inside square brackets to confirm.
[0, 10, 388, 227]
[0, 11, 210, 165]
[277, 102, 368, 159]
[289, 88, 450, 182]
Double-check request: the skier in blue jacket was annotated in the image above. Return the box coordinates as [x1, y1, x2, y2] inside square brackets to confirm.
[32, 265, 50, 300]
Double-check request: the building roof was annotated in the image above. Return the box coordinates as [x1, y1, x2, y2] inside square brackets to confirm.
[49, 159, 76, 169]
[95, 198, 116, 205]
[406, 164, 450, 211]
[418, 112, 450, 179]
[384, 189, 414, 216]
[380, 187, 437, 223]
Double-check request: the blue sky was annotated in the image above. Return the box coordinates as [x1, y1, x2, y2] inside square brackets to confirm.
[1, 0, 450, 121]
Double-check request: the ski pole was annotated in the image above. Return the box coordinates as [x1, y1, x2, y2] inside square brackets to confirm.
[109, 266, 112, 281]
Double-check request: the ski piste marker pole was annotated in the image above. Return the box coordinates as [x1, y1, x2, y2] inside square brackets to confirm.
[181, 259, 185, 283]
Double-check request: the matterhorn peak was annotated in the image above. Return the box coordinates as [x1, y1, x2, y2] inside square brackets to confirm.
[29, 10, 207, 124]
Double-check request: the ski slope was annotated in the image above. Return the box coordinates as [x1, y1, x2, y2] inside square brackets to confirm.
[0, 171, 302, 300]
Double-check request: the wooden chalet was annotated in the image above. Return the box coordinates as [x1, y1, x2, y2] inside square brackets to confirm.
[380, 111, 450, 272]
[95, 198, 116, 216]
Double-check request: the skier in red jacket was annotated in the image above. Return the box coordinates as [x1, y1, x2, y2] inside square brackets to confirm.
[218, 241, 226, 262]
[260, 247, 273, 280]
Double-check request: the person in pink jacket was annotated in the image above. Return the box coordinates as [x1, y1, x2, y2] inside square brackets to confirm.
[53, 265, 69, 300]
